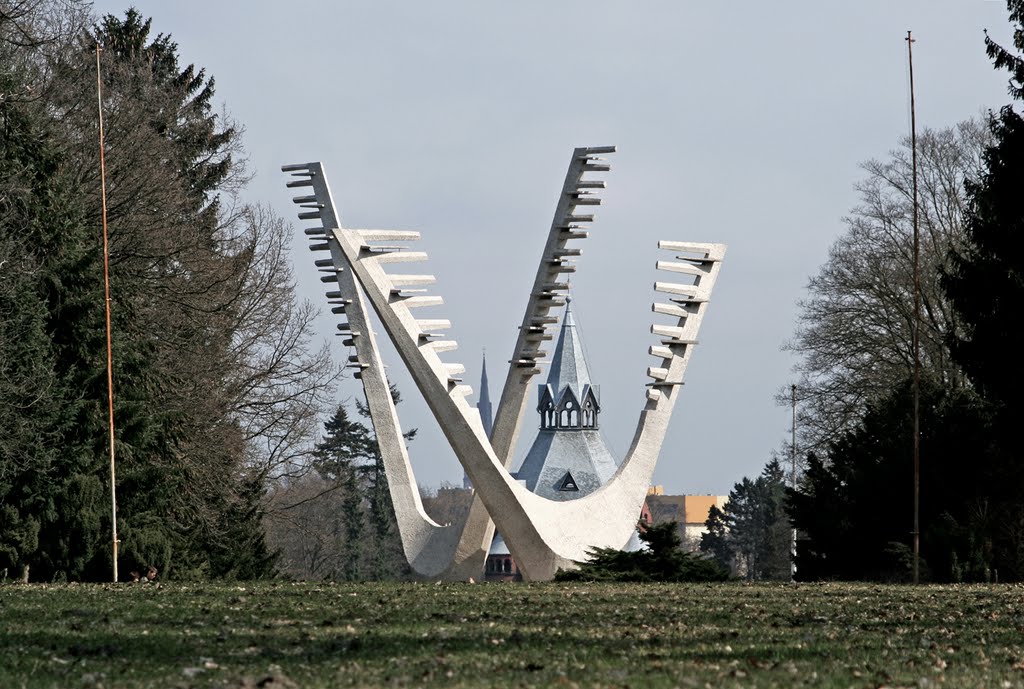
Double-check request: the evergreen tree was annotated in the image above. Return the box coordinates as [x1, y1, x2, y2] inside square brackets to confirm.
[940, 0, 1024, 578]
[788, 382, 999, 581]
[84, 9, 236, 223]
[700, 505, 732, 572]
[555, 521, 729, 583]
[0, 10, 112, 579]
[268, 389, 414, 581]
[699, 459, 791, 581]
[44, 10, 263, 580]
[312, 405, 374, 581]
[726, 477, 763, 578]
[2, 5, 331, 580]
[0, 129, 56, 581]
[944, 3, 1024, 472]
[757, 460, 793, 579]
[945, 30, 1024, 419]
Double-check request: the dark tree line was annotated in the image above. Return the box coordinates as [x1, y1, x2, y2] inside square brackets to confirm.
[788, 384, 1000, 581]
[1, 3, 335, 581]
[787, 0, 1024, 582]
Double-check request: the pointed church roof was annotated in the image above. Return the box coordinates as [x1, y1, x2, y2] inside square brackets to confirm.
[477, 351, 494, 438]
[545, 298, 593, 399]
[514, 299, 619, 501]
[514, 421, 619, 500]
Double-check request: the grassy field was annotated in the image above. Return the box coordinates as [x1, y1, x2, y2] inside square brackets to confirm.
[2, 581, 1024, 689]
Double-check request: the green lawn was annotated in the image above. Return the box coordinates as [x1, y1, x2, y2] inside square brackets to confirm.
[2, 581, 1023, 688]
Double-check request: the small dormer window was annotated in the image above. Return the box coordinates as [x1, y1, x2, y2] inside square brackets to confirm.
[541, 401, 555, 429]
[558, 472, 579, 492]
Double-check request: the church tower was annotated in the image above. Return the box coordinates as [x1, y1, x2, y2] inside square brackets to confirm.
[468, 352, 494, 490]
[514, 298, 618, 500]
[477, 352, 494, 439]
[487, 298, 622, 577]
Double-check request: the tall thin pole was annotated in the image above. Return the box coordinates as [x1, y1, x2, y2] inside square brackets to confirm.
[96, 44, 119, 583]
[906, 30, 921, 585]
[790, 383, 797, 581]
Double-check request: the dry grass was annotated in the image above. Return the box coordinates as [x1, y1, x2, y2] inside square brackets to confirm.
[2, 580, 1023, 688]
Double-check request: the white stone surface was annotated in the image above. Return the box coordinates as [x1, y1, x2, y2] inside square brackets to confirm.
[281, 155, 726, 581]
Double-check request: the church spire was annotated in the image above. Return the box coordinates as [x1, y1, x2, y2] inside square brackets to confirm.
[536, 298, 601, 433]
[514, 298, 617, 499]
[477, 350, 493, 438]
[545, 297, 593, 400]
[467, 350, 495, 489]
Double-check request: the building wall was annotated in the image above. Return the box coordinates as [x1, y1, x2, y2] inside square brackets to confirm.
[645, 491, 727, 552]
[484, 554, 521, 582]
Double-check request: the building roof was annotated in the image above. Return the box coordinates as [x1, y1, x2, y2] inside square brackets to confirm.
[488, 532, 511, 556]
[477, 351, 494, 438]
[515, 427, 619, 500]
[514, 300, 619, 501]
[545, 299, 593, 401]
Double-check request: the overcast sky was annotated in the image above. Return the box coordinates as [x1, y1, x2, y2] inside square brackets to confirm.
[94, 1, 1015, 495]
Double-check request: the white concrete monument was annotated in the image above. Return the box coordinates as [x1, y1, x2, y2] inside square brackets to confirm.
[282, 147, 725, 581]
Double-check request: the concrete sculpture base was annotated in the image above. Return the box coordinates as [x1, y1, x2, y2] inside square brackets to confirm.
[282, 148, 725, 580]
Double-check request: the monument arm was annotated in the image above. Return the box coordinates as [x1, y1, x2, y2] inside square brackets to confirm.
[592, 241, 728, 518]
[489, 145, 616, 462]
[282, 162, 461, 577]
[449, 145, 616, 580]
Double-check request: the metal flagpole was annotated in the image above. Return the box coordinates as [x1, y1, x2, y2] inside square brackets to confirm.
[791, 383, 797, 581]
[96, 43, 119, 583]
[906, 29, 921, 586]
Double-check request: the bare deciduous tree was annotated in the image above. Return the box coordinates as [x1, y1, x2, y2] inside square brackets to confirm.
[1, 0, 88, 98]
[264, 474, 346, 579]
[420, 482, 473, 527]
[785, 119, 991, 450]
[225, 205, 340, 482]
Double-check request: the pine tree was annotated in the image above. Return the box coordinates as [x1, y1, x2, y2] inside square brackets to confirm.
[944, 2, 1024, 446]
[940, 0, 1024, 578]
[2, 5, 332, 580]
[0, 18, 113, 579]
[312, 405, 374, 580]
[86, 9, 236, 218]
[757, 460, 792, 579]
[698, 460, 791, 580]
[555, 521, 728, 582]
[699, 505, 732, 572]
[787, 382, 998, 581]
[0, 134, 58, 580]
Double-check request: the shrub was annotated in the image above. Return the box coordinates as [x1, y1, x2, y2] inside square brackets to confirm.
[555, 522, 729, 583]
